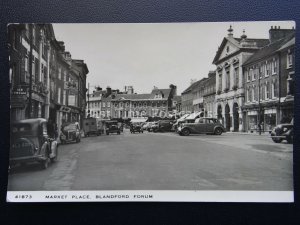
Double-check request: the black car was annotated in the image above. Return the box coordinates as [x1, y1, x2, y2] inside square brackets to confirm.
[10, 118, 58, 169]
[105, 121, 121, 135]
[153, 120, 174, 132]
[130, 123, 143, 133]
[60, 122, 81, 144]
[270, 122, 293, 144]
[177, 117, 225, 136]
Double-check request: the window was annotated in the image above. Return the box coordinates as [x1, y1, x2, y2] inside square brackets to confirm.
[272, 59, 277, 74]
[246, 70, 251, 82]
[265, 61, 270, 77]
[234, 67, 239, 86]
[57, 87, 61, 104]
[126, 102, 129, 107]
[58, 67, 61, 80]
[63, 90, 66, 105]
[260, 84, 264, 100]
[120, 102, 123, 107]
[103, 102, 106, 107]
[266, 82, 270, 99]
[287, 51, 293, 67]
[115, 103, 118, 107]
[218, 73, 222, 90]
[252, 68, 256, 81]
[143, 102, 147, 107]
[226, 70, 230, 89]
[133, 103, 137, 108]
[107, 102, 110, 107]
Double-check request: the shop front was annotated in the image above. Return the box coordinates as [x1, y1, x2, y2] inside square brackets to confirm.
[247, 110, 258, 133]
[264, 108, 277, 132]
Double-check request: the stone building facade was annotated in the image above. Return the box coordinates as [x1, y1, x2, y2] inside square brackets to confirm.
[212, 26, 269, 131]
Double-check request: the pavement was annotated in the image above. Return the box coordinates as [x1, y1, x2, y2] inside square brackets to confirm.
[7, 129, 293, 191]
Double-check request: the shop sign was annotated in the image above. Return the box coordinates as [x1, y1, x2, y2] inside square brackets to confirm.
[64, 81, 78, 90]
[11, 95, 27, 108]
[60, 106, 71, 113]
[12, 85, 28, 96]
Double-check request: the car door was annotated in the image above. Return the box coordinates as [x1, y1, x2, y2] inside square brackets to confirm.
[195, 118, 206, 133]
[206, 119, 215, 133]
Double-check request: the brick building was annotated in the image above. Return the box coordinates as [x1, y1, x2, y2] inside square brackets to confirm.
[242, 27, 295, 132]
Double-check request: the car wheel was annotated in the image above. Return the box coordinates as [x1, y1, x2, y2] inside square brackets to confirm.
[117, 132, 120, 135]
[272, 138, 282, 143]
[214, 128, 223, 135]
[106, 132, 109, 135]
[182, 128, 190, 136]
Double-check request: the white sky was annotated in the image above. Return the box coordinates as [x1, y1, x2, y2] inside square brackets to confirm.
[53, 21, 294, 94]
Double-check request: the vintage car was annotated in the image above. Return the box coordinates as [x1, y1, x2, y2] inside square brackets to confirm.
[60, 122, 81, 144]
[177, 117, 225, 136]
[130, 123, 143, 133]
[172, 113, 190, 131]
[10, 118, 58, 169]
[148, 122, 159, 132]
[152, 120, 174, 132]
[270, 121, 293, 143]
[105, 120, 121, 135]
[142, 122, 151, 131]
[83, 117, 101, 137]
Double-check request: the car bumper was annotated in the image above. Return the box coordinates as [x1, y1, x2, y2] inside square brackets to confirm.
[10, 154, 47, 164]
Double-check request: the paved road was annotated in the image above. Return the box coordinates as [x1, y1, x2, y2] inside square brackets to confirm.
[7, 130, 293, 191]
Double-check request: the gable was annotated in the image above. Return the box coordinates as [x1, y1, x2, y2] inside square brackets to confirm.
[219, 41, 240, 60]
[213, 37, 241, 64]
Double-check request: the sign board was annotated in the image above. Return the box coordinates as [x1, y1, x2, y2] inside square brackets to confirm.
[60, 106, 71, 113]
[64, 81, 78, 91]
[12, 85, 28, 96]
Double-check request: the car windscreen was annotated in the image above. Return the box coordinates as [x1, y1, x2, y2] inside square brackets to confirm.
[63, 124, 76, 131]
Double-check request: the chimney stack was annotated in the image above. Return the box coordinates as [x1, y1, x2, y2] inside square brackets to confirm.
[269, 26, 295, 43]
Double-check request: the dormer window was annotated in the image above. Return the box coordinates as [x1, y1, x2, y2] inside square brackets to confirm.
[155, 93, 162, 99]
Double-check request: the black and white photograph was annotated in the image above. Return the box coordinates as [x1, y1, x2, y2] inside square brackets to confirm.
[6, 21, 295, 202]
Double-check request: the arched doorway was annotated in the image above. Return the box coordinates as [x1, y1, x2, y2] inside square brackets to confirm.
[233, 102, 239, 132]
[217, 104, 223, 124]
[225, 104, 230, 131]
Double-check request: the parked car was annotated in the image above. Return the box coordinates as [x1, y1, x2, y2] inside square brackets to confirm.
[130, 123, 143, 133]
[177, 117, 225, 136]
[83, 117, 101, 136]
[10, 118, 58, 169]
[105, 120, 121, 135]
[270, 120, 293, 143]
[153, 120, 174, 132]
[148, 122, 159, 132]
[142, 122, 151, 131]
[172, 113, 190, 131]
[60, 122, 81, 144]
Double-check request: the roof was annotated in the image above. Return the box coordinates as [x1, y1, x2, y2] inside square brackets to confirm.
[112, 94, 152, 101]
[182, 80, 202, 94]
[244, 34, 295, 66]
[150, 88, 171, 99]
[277, 37, 295, 52]
[212, 37, 269, 64]
[173, 95, 181, 102]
